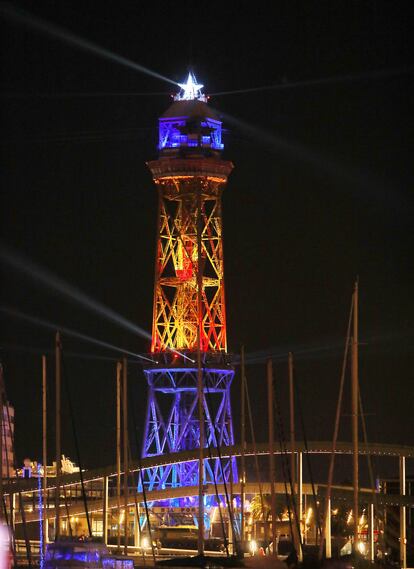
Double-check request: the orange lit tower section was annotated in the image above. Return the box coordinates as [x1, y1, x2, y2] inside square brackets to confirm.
[141, 74, 237, 496]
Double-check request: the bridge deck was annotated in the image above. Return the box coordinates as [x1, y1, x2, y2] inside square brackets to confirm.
[5, 440, 413, 523]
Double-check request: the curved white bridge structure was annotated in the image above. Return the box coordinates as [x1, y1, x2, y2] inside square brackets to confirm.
[5, 440, 414, 524]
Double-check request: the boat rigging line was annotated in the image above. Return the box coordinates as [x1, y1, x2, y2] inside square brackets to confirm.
[128, 376, 157, 564]
[294, 367, 323, 547]
[243, 360, 266, 524]
[204, 415, 230, 557]
[125, 426, 147, 566]
[273, 368, 304, 559]
[61, 347, 93, 537]
[204, 379, 238, 557]
[358, 387, 378, 508]
[318, 293, 353, 560]
[62, 485, 74, 538]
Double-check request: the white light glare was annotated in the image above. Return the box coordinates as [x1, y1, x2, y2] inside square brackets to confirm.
[357, 541, 366, 555]
[175, 72, 207, 102]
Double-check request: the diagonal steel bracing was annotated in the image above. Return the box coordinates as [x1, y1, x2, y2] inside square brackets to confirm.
[140, 364, 237, 493]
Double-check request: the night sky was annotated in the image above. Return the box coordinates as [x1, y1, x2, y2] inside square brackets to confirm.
[1, 1, 413, 480]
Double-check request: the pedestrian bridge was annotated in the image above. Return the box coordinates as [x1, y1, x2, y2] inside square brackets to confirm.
[5, 440, 413, 524]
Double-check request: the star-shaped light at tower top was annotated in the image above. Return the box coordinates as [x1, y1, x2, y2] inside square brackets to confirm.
[174, 72, 207, 102]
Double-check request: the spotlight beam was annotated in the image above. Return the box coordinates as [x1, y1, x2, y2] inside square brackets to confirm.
[0, 306, 153, 362]
[211, 65, 414, 96]
[0, 343, 144, 365]
[216, 108, 403, 210]
[0, 2, 177, 87]
[0, 244, 152, 341]
[242, 343, 344, 365]
[219, 108, 362, 186]
[0, 244, 193, 362]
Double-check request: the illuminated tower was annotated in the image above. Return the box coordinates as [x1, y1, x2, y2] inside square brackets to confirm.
[141, 73, 237, 495]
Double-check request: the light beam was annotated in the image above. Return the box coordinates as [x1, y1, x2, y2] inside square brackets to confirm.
[0, 3, 177, 87]
[216, 107, 403, 211]
[0, 244, 152, 341]
[211, 66, 414, 96]
[0, 244, 193, 361]
[0, 306, 153, 362]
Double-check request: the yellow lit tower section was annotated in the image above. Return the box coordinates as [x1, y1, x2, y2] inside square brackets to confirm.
[148, 73, 233, 354]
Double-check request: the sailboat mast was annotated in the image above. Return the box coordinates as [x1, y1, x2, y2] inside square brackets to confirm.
[123, 357, 128, 556]
[289, 352, 301, 559]
[42, 356, 47, 553]
[55, 332, 61, 541]
[267, 360, 277, 557]
[288, 353, 295, 494]
[116, 362, 122, 552]
[352, 280, 359, 551]
[240, 346, 246, 551]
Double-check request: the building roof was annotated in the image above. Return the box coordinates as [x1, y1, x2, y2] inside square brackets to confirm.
[160, 99, 220, 122]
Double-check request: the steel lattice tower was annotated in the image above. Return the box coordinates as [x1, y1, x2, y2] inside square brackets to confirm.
[141, 74, 237, 498]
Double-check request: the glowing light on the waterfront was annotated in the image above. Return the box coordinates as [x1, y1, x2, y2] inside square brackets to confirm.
[175, 72, 206, 102]
[357, 541, 366, 555]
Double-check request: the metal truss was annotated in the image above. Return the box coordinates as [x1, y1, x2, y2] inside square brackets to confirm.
[142, 100, 236, 505]
[140, 364, 237, 494]
[150, 175, 228, 353]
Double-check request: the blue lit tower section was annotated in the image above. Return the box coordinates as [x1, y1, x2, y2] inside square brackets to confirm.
[140, 73, 237, 500]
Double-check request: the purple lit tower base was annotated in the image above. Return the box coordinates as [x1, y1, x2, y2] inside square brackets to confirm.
[139, 353, 237, 506]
